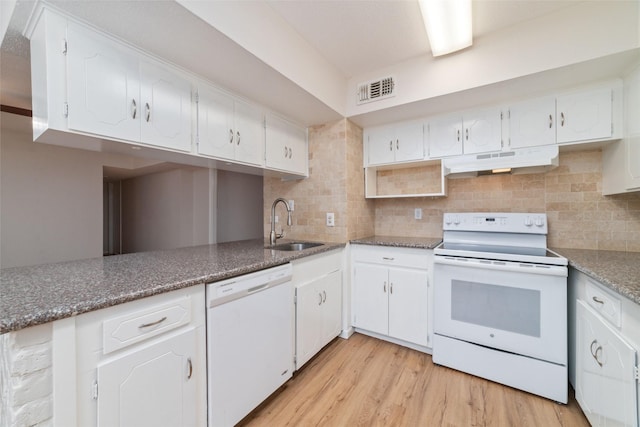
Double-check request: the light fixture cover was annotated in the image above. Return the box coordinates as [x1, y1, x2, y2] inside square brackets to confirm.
[419, 0, 472, 56]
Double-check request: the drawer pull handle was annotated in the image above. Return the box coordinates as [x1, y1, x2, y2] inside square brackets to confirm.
[187, 357, 193, 380]
[382, 257, 395, 261]
[592, 296, 605, 304]
[138, 316, 167, 329]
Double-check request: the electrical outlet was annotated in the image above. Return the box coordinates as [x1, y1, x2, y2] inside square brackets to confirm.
[326, 212, 335, 227]
[288, 200, 294, 211]
[414, 208, 422, 220]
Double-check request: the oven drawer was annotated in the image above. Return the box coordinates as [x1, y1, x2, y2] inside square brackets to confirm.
[351, 245, 429, 269]
[585, 279, 622, 328]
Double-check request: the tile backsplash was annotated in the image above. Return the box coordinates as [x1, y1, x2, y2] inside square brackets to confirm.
[375, 149, 640, 251]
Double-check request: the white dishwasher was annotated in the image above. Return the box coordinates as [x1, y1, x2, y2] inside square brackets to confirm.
[206, 263, 294, 427]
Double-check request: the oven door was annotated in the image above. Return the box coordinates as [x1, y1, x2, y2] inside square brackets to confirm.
[434, 255, 567, 364]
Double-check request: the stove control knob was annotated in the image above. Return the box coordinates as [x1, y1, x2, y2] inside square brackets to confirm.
[524, 217, 533, 227]
[535, 216, 545, 227]
[444, 215, 452, 225]
[453, 215, 461, 225]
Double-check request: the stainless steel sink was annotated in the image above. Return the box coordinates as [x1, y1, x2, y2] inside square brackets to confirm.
[267, 242, 324, 251]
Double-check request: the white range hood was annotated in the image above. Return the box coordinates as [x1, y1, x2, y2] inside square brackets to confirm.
[443, 145, 559, 178]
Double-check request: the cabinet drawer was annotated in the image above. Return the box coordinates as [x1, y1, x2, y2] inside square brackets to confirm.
[103, 296, 192, 354]
[585, 279, 622, 328]
[351, 245, 429, 269]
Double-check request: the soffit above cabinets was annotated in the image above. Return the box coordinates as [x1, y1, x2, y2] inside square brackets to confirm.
[2, 0, 639, 127]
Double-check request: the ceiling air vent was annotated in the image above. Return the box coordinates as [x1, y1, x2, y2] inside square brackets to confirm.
[357, 76, 395, 105]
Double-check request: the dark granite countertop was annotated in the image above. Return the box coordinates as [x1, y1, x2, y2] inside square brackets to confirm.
[0, 239, 344, 334]
[350, 235, 442, 249]
[552, 248, 640, 305]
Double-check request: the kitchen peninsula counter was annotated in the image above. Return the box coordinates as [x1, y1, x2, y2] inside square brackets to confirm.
[350, 235, 442, 249]
[0, 239, 344, 334]
[553, 247, 640, 305]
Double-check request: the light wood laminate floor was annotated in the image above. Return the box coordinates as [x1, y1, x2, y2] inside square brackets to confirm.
[240, 333, 589, 427]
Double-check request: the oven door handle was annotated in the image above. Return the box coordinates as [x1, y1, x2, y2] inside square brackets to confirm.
[434, 256, 567, 277]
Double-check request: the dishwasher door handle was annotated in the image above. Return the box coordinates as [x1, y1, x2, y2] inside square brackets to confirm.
[247, 283, 269, 294]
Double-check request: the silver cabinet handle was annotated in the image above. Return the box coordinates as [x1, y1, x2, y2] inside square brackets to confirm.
[284, 146, 288, 157]
[549, 114, 553, 129]
[318, 292, 323, 306]
[560, 112, 565, 127]
[229, 129, 234, 144]
[145, 102, 150, 122]
[322, 290, 327, 303]
[139, 316, 167, 329]
[383, 281, 387, 293]
[382, 257, 395, 261]
[187, 357, 193, 380]
[390, 283, 393, 294]
[389, 140, 393, 151]
[131, 99, 137, 119]
[396, 139, 399, 150]
[465, 128, 469, 140]
[590, 339, 604, 367]
[288, 147, 292, 158]
[456, 129, 460, 142]
[592, 296, 604, 304]
[236, 131, 240, 145]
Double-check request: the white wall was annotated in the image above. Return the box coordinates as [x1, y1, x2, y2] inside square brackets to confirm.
[121, 167, 211, 253]
[0, 113, 103, 268]
[216, 170, 263, 243]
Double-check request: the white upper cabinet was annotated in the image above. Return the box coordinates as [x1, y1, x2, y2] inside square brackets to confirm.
[196, 86, 264, 166]
[428, 107, 501, 157]
[461, 107, 503, 155]
[557, 86, 613, 144]
[265, 113, 308, 176]
[366, 121, 424, 166]
[427, 114, 463, 158]
[66, 22, 140, 142]
[508, 96, 556, 149]
[66, 21, 192, 152]
[139, 61, 192, 152]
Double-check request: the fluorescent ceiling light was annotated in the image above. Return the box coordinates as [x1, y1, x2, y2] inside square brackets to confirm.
[419, 0, 473, 57]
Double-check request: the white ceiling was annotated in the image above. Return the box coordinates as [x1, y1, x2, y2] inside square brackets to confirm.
[266, 0, 576, 79]
[0, 0, 635, 127]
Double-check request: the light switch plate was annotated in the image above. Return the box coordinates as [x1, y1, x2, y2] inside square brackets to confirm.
[414, 208, 422, 220]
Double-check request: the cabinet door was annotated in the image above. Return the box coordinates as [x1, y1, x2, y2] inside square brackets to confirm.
[463, 107, 502, 154]
[233, 99, 264, 166]
[388, 267, 429, 346]
[320, 270, 343, 346]
[557, 87, 612, 143]
[265, 114, 308, 175]
[394, 122, 425, 162]
[353, 263, 389, 335]
[197, 87, 235, 160]
[97, 328, 198, 427]
[428, 115, 463, 158]
[509, 96, 556, 149]
[139, 61, 192, 152]
[296, 280, 324, 369]
[67, 23, 140, 141]
[576, 301, 637, 427]
[367, 126, 396, 165]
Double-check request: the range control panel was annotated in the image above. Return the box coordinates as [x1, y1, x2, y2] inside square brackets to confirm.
[443, 212, 548, 234]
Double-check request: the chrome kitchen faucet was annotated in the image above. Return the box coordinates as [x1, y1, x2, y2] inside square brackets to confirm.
[269, 198, 292, 245]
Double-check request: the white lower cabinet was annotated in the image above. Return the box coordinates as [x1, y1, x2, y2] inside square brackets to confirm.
[352, 245, 430, 349]
[75, 286, 206, 427]
[293, 250, 343, 369]
[576, 301, 637, 427]
[97, 328, 199, 427]
[569, 269, 640, 427]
